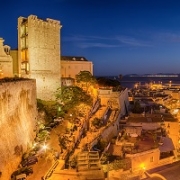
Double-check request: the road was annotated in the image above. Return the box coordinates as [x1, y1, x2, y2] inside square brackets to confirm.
[144, 160, 180, 180]
[26, 121, 67, 180]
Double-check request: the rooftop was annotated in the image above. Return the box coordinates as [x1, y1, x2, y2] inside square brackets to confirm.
[61, 56, 88, 61]
[126, 112, 177, 123]
[0, 77, 32, 83]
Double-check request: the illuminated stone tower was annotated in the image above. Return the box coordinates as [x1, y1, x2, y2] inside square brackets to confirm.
[18, 15, 62, 100]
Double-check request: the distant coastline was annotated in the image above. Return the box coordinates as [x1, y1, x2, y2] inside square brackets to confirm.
[102, 74, 180, 89]
[124, 73, 179, 78]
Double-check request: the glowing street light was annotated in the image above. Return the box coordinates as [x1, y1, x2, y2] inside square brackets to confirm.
[169, 81, 172, 88]
[42, 144, 47, 153]
[140, 163, 146, 170]
[33, 142, 37, 149]
[134, 83, 138, 89]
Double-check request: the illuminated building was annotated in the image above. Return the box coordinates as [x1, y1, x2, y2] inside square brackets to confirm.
[61, 56, 93, 86]
[17, 15, 62, 100]
[0, 38, 13, 78]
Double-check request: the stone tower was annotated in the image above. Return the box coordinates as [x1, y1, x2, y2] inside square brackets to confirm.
[18, 15, 62, 100]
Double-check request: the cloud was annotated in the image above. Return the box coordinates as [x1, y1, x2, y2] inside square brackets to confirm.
[63, 35, 111, 41]
[116, 36, 152, 47]
[62, 34, 152, 48]
[63, 35, 120, 48]
[76, 42, 121, 48]
[153, 32, 180, 43]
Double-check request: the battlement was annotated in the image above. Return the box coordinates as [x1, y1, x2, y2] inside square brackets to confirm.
[27, 15, 61, 27]
[46, 18, 61, 25]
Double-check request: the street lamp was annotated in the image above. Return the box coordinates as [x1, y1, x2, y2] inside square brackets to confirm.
[57, 105, 61, 117]
[42, 143, 47, 153]
[42, 138, 47, 153]
[107, 161, 109, 180]
[70, 113, 73, 122]
[169, 81, 172, 88]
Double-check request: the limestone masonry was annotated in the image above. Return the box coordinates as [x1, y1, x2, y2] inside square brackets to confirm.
[0, 38, 13, 78]
[0, 79, 37, 179]
[18, 15, 62, 100]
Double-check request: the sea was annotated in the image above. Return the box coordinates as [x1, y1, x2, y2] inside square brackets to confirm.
[105, 75, 180, 89]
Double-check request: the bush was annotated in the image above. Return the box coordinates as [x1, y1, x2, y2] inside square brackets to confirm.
[92, 117, 103, 128]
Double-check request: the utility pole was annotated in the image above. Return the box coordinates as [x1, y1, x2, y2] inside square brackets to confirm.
[107, 161, 109, 180]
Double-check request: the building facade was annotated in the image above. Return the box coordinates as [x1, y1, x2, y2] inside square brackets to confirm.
[0, 38, 13, 78]
[18, 15, 62, 100]
[61, 56, 93, 86]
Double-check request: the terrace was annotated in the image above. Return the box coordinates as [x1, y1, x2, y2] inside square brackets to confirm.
[115, 129, 161, 155]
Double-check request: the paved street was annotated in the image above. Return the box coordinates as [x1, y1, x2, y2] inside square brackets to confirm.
[26, 121, 66, 180]
[26, 157, 53, 180]
[144, 160, 180, 180]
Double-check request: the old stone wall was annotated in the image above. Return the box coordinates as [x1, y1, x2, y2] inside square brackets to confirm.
[0, 79, 37, 179]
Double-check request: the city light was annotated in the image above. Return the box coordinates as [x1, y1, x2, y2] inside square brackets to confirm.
[42, 144, 48, 152]
[140, 163, 146, 170]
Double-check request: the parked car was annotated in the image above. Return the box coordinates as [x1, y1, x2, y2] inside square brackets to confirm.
[54, 117, 64, 122]
[44, 126, 52, 131]
[15, 173, 26, 180]
[21, 155, 38, 167]
[11, 170, 20, 180]
[47, 121, 59, 128]
[20, 167, 33, 176]
[11, 167, 33, 180]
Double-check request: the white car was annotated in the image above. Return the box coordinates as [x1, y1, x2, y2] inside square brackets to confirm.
[16, 173, 26, 180]
[54, 117, 64, 122]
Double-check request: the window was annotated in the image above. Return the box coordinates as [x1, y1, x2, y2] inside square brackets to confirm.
[150, 156, 154, 162]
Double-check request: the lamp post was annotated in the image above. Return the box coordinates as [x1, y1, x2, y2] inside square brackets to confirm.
[57, 105, 61, 117]
[42, 143, 47, 153]
[169, 81, 172, 88]
[107, 161, 109, 180]
[42, 137, 47, 153]
[70, 113, 73, 122]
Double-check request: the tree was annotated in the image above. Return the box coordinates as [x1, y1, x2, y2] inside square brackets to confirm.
[75, 71, 97, 92]
[91, 117, 103, 128]
[58, 136, 68, 149]
[56, 86, 93, 112]
[96, 77, 122, 91]
[131, 101, 143, 113]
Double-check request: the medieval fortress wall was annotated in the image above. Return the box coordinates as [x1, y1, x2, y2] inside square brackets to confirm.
[0, 14, 62, 178]
[18, 15, 62, 100]
[0, 79, 37, 179]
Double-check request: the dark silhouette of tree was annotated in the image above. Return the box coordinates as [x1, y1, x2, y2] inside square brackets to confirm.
[131, 101, 143, 113]
[97, 77, 122, 91]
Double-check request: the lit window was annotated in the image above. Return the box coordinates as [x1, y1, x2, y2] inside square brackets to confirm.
[150, 156, 154, 162]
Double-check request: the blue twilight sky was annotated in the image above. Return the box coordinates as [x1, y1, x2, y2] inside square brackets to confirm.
[1, 0, 180, 76]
